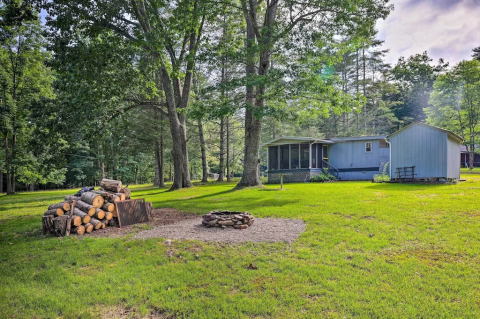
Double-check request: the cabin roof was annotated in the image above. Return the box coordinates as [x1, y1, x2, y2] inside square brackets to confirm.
[329, 135, 387, 142]
[387, 122, 463, 142]
[260, 136, 334, 147]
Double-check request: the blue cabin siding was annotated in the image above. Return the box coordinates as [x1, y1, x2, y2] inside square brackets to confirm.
[329, 139, 389, 180]
[389, 124, 461, 179]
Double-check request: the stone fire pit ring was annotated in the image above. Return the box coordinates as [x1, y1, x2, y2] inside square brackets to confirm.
[202, 210, 254, 229]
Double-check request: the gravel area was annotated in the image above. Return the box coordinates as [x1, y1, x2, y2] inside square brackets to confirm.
[134, 217, 306, 243]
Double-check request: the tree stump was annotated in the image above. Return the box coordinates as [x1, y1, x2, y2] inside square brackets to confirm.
[42, 215, 54, 235]
[53, 215, 69, 236]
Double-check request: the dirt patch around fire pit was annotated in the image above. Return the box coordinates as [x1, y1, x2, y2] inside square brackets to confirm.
[134, 217, 306, 243]
[87, 208, 197, 238]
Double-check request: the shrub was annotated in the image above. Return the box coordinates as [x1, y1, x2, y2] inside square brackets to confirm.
[373, 162, 390, 183]
[310, 172, 337, 183]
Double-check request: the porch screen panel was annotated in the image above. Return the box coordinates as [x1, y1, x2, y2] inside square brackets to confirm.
[291, 144, 299, 169]
[311, 144, 317, 168]
[280, 145, 289, 169]
[269, 146, 278, 170]
[301, 144, 310, 168]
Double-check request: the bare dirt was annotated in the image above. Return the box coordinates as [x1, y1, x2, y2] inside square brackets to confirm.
[88, 208, 198, 238]
[134, 215, 306, 243]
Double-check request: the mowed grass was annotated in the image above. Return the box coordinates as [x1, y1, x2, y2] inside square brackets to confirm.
[1, 177, 480, 318]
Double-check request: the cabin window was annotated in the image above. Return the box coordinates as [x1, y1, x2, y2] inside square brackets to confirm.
[300, 144, 310, 168]
[280, 145, 290, 169]
[291, 144, 299, 169]
[268, 146, 278, 170]
[365, 142, 372, 153]
[379, 139, 389, 148]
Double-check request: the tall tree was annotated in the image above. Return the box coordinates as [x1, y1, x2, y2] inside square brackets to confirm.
[391, 52, 448, 126]
[237, 0, 392, 187]
[45, 0, 215, 190]
[426, 60, 480, 169]
[473, 45, 480, 62]
[0, 2, 55, 194]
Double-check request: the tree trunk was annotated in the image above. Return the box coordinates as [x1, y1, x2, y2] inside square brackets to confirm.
[10, 134, 16, 194]
[154, 147, 160, 186]
[237, 0, 277, 187]
[226, 116, 231, 181]
[218, 117, 225, 181]
[0, 169, 3, 193]
[5, 134, 12, 195]
[469, 150, 474, 169]
[198, 119, 209, 183]
[159, 111, 166, 187]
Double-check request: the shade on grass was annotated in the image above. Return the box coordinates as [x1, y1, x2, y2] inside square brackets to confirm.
[1, 177, 480, 318]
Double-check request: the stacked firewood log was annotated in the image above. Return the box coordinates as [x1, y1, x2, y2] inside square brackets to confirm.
[42, 179, 130, 236]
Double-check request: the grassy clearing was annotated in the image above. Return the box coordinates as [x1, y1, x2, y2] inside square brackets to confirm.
[460, 167, 480, 173]
[1, 176, 480, 318]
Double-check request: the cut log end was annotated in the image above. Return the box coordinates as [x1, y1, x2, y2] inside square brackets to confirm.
[84, 223, 94, 233]
[72, 225, 85, 235]
[71, 216, 82, 227]
[81, 192, 104, 208]
[105, 212, 113, 220]
[44, 208, 64, 217]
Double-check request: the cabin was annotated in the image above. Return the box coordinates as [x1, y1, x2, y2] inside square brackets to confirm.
[262, 123, 463, 183]
[387, 122, 462, 181]
[263, 136, 389, 183]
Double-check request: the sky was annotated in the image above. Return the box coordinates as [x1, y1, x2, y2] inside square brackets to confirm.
[376, 0, 480, 65]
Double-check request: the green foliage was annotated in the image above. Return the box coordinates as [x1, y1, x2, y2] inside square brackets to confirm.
[426, 59, 480, 156]
[310, 171, 337, 182]
[373, 162, 390, 182]
[391, 52, 449, 124]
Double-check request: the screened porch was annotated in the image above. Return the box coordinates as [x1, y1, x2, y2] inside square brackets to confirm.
[267, 143, 331, 171]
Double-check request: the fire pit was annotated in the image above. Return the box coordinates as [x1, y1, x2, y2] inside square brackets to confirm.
[202, 210, 254, 229]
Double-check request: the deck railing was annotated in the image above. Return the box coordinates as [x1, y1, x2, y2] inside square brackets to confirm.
[322, 160, 339, 179]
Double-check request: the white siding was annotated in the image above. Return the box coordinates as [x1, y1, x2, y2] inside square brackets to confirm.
[447, 135, 461, 179]
[390, 124, 454, 179]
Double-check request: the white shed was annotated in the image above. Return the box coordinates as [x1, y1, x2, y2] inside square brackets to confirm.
[387, 122, 462, 180]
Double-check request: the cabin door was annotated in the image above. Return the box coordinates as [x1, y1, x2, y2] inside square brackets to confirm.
[322, 145, 329, 169]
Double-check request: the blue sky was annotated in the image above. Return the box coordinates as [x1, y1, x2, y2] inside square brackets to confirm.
[376, 0, 480, 65]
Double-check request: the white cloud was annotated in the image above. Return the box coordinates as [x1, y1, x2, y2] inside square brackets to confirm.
[376, 0, 480, 65]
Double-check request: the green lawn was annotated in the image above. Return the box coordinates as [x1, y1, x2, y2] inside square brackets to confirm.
[460, 167, 480, 173]
[1, 176, 480, 318]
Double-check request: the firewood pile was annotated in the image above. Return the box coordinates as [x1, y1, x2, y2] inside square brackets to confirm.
[42, 179, 131, 236]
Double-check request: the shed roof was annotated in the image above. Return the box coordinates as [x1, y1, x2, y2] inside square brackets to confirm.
[260, 136, 334, 147]
[387, 122, 463, 142]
